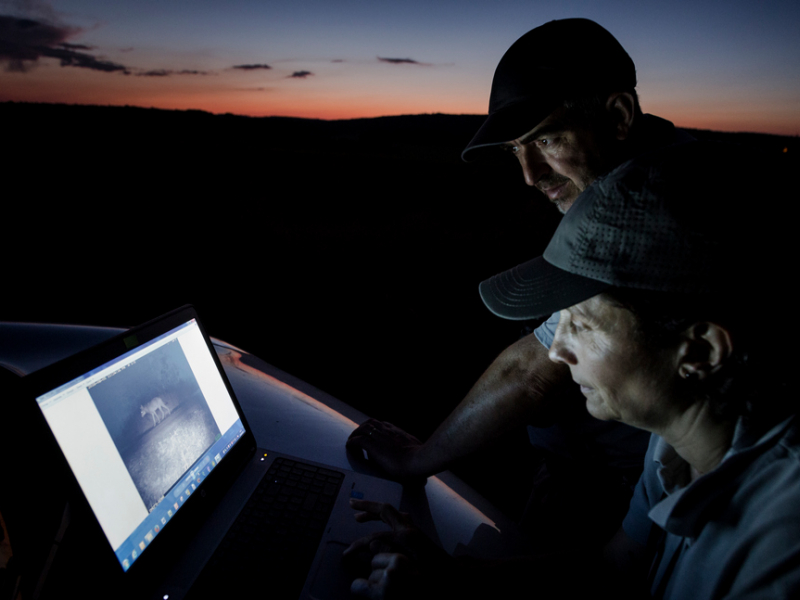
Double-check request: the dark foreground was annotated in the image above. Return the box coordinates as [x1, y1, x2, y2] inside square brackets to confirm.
[4, 101, 796, 514]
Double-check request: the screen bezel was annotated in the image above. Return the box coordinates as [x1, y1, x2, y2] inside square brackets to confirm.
[22, 305, 258, 594]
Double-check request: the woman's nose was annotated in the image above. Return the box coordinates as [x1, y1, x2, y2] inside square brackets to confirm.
[549, 333, 577, 365]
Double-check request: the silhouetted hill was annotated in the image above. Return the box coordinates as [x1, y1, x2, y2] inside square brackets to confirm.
[4, 102, 558, 429]
[3, 102, 795, 513]
[5, 100, 797, 412]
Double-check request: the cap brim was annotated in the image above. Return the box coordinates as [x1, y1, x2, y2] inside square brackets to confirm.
[461, 98, 558, 162]
[479, 256, 611, 320]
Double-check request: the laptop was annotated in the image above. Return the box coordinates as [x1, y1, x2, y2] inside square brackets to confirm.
[22, 305, 403, 600]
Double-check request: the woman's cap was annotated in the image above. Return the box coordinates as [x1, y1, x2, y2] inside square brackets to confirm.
[479, 141, 767, 320]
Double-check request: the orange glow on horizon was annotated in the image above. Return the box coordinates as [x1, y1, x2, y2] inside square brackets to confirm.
[2, 65, 798, 135]
[652, 108, 800, 137]
[0, 63, 487, 121]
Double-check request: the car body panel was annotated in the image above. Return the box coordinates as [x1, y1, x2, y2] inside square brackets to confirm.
[0, 321, 532, 586]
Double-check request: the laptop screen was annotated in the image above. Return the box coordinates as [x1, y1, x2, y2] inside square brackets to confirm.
[35, 318, 246, 572]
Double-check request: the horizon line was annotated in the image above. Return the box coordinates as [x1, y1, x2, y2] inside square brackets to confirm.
[2, 99, 797, 139]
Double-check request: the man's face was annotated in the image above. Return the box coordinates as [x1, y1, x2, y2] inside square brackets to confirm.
[503, 106, 615, 213]
[548, 295, 681, 432]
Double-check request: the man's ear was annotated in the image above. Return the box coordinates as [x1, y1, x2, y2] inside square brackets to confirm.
[677, 322, 734, 381]
[605, 92, 636, 141]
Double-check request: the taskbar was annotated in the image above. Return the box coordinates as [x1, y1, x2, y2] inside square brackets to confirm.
[114, 419, 246, 571]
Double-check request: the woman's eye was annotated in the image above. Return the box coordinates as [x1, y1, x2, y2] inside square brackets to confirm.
[571, 319, 589, 333]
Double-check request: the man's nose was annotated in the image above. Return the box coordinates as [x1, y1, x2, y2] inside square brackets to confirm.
[516, 146, 549, 187]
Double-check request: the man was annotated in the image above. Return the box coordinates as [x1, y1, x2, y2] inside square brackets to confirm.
[347, 18, 691, 547]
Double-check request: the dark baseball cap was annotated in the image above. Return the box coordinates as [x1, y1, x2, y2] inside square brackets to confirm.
[478, 141, 764, 320]
[462, 19, 637, 162]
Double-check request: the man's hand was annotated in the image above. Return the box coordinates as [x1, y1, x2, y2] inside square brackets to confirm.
[346, 334, 570, 486]
[343, 499, 455, 600]
[346, 419, 427, 482]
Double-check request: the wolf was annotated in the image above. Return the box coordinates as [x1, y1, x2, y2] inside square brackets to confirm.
[140, 396, 171, 427]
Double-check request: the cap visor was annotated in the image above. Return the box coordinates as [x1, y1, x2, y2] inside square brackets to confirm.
[461, 100, 554, 162]
[479, 256, 611, 320]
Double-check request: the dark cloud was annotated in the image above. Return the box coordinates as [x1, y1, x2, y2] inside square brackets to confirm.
[138, 69, 170, 77]
[0, 15, 72, 69]
[0, 14, 129, 73]
[377, 57, 423, 65]
[44, 45, 129, 73]
[289, 70, 312, 78]
[232, 63, 271, 70]
[60, 41, 92, 50]
[136, 68, 210, 77]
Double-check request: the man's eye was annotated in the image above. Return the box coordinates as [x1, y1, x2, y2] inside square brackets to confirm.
[536, 138, 551, 147]
[505, 144, 520, 154]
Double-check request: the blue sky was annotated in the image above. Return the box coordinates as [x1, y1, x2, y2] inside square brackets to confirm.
[2, 0, 798, 133]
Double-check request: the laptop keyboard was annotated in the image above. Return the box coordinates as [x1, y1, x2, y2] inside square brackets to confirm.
[191, 457, 345, 598]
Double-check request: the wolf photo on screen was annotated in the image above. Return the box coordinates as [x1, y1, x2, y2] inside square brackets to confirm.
[88, 339, 221, 511]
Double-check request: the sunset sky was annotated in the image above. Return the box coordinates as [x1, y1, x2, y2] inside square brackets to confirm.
[2, 0, 798, 135]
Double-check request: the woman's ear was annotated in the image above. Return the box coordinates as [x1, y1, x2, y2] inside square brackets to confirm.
[677, 322, 733, 381]
[605, 92, 636, 141]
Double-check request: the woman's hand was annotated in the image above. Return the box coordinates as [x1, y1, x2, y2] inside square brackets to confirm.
[344, 499, 455, 600]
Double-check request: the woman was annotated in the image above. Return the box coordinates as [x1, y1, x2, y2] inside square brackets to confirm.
[345, 141, 799, 599]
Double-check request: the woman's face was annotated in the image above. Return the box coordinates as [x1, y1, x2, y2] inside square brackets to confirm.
[549, 295, 684, 432]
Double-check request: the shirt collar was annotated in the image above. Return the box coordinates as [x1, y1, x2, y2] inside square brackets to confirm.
[648, 415, 795, 538]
